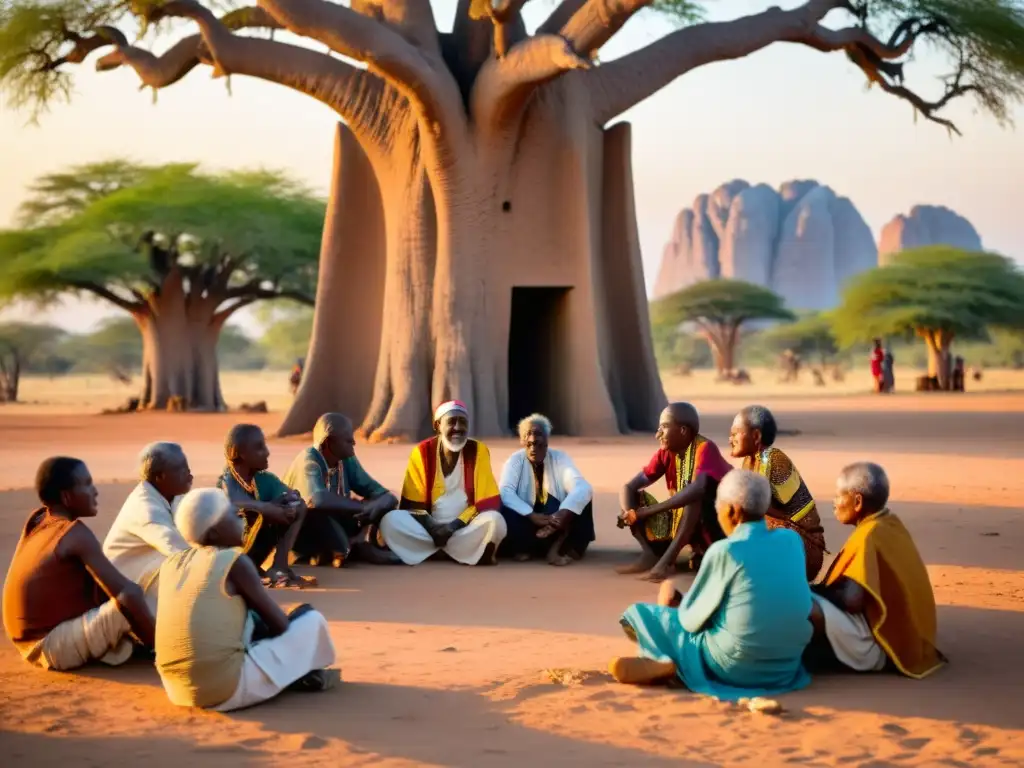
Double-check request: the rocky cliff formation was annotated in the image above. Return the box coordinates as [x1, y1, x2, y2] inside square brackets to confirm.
[654, 179, 878, 311]
[878, 205, 983, 264]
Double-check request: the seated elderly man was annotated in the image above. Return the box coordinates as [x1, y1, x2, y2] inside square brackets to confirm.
[728, 406, 828, 581]
[498, 413, 595, 566]
[618, 402, 733, 581]
[379, 400, 507, 566]
[156, 488, 337, 711]
[217, 424, 311, 589]
[283, 413, 400, 567]
[807, 462, 945, 678]
[103, 442, 194, 608]
[3, 457, 154, 670]
[610, 470, 812, 699]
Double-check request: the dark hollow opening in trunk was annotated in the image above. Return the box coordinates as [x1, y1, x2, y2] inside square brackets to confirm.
[507, 286, 571, 432]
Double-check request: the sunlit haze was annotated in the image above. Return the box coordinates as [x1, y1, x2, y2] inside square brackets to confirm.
[1, 0, 1021, 333]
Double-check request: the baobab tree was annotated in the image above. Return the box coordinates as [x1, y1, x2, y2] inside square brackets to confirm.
[0, 162, 322, 409]
[2, 0, 1022, 437]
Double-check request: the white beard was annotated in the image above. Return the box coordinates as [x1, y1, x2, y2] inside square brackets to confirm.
[440, 434, 468, 454]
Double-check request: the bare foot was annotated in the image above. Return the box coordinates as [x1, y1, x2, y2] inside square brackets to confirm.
[616, 556, 658, 575]
[547, 552, 572, 566]
[513, 552, 532, 562]
[352, 541, 402, 565]
[657, 579, 683, 607]
[608, 656, 677, 685]
[480, 542, 499, 566]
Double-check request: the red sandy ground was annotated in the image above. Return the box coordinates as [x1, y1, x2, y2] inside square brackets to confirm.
[1, 394, 1023, 766]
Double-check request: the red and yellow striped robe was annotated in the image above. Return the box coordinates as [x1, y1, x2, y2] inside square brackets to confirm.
[399, 438, 500, 525]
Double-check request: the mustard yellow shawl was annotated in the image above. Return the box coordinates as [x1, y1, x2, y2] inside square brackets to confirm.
[824, 510, 945, 678]
[399, 438, 500, 525]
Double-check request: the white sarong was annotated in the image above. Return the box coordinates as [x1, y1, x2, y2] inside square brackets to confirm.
[17, 599, 134, 671]
[380, 452, 507, 565]
[811, 593, 887, 672]
[379, 509, 507, 565]
[213, 609, 337, 712]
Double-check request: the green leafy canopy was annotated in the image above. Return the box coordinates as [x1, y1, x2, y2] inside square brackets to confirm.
[651, 279, 795, 328]
[831, 246, 1024, 346]
[0, 160, 325, 310]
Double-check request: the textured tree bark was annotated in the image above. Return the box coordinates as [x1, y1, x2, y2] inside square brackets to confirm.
[925, 330, 953, 391]
[277, 122, 387, 437]
[135, 307, 225, 411]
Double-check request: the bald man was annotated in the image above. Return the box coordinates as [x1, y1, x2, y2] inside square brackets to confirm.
[283, 413, 399, 566]
[618, 403, 733, 581]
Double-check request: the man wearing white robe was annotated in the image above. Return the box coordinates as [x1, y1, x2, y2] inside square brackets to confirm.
[499, 413, 595, 565]
[379, 401, 507, 565]
[103, 442, 193, 607]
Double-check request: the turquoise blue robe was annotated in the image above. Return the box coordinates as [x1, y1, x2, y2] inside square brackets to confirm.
[621, 519, 812, 700]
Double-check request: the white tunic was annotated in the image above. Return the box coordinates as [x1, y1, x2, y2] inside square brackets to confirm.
[103, 482, 189, 605]
[499, 448, 593, 516]
[379, 454, 507, 565]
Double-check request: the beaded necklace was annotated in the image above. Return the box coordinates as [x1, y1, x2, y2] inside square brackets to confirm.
[229, 464, 257, 497]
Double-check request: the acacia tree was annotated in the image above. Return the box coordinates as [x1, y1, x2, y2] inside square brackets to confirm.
[0, 162, 323, 410]
[0, 322, 65, 401]
[832, 247, 1024, 390]
[2, 0, 1023, 437]
[651, 279, 795, 376]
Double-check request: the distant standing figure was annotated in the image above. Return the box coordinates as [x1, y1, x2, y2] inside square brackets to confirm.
[289, 359, 304, 396]
[870, 339, 884, 393]
[881, 348, 895, 393]
[952, 357, 965, 392]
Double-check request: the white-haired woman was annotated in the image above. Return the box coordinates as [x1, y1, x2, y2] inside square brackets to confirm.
[155, 489, 338, 711]
[610, 470, 813, 700]
[498, 414, 595, 565]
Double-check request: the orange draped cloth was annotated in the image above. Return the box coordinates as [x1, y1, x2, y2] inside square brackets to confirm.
[823, 510, 945, 678]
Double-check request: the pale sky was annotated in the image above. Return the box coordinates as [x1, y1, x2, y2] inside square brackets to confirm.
[1, 0, 1021, 333]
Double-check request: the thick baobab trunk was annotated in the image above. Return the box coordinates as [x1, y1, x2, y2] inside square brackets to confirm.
[424, 85, 659, 437]
[136, 308, 224, 411]
[359, 133, 436, 442]
[924, 329, 954, 391]
[596, 122, 666, 432]
[278, 123, 387, 437]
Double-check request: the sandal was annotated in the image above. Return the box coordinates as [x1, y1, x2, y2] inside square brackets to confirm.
[265, 568, 317, 589]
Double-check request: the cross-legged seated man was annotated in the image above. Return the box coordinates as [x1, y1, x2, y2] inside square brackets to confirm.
[807, 462, 945, 678]
[217, 424, 311, 589]
[283, 413, 400, 566]
[611, 470, 812, 699]
[103, 442, 194, 609]
[379, 400, 507, 565]
[156, 489, 337, 711]
[498, 413, 595, 566]
[618, 403, 733, 581]
[3, 457, 155, 670]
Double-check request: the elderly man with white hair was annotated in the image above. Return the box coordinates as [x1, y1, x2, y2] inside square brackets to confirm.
[102, 442, 194, 607]
[610, 469, 813, 699]
[498, 413, 595, 566]
[379, 400, 507, 565]
[155, 488, 337, 711]
[807, 462, 944, 679]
